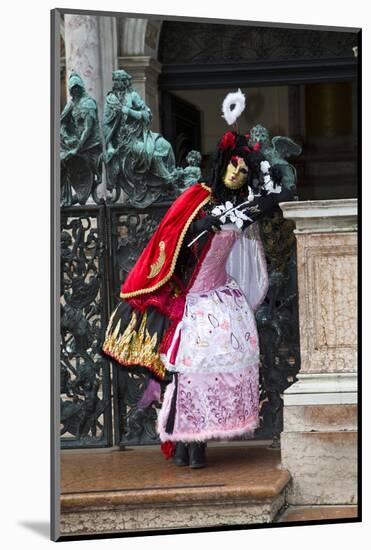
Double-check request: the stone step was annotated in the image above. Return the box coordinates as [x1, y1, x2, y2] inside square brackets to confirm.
[278, 504, 359, 523]
[60, 445, 290, 536]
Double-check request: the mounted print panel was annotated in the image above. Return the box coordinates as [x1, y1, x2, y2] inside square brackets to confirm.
[51, 8, 360, 541]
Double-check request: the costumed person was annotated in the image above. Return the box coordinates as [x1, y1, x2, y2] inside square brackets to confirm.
[102, 90, 295, 468]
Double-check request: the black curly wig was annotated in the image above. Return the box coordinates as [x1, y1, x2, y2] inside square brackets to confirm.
[206, 132, 266, 203]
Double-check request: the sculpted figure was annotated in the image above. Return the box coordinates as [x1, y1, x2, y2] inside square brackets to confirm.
[103, 70, 177, 207]
[60, 73, 102, 206]
[174, 150, 202, 192]
[248, 124, 302, 192]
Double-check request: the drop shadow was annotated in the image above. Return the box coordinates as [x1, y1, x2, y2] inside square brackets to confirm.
[18, 521, 50, 539]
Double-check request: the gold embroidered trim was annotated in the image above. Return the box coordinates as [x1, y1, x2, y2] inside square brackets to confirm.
[103, 310, 165, 379]
[201, 183, 211, 192]
[120, 188, 211, 298]
[147, 241, 166, 279]
[104, 304, 119, 340]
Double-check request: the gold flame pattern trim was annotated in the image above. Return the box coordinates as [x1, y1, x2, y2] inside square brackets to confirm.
[103, 309, 165, 379]
[104, 304, 119, 340]
[120, 186, 211, 299]
[147, 241, 166, 279]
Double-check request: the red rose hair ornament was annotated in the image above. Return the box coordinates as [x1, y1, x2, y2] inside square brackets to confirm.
[219, 131, 237, 151]
[242, 142, 261, 153]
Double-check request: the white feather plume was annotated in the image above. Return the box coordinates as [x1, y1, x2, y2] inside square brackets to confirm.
[222, 89, 246, 126]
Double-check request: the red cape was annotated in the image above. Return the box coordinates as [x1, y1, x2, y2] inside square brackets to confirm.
[120, 183, 211, 299]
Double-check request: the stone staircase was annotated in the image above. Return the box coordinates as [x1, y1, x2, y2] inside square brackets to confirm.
[60, 444, 291, 536]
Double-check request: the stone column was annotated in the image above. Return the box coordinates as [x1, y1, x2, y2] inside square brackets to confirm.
[64, 14, 103, 113]
[98, 17, 118, 104]
[117, 18, 162, 132]
[118, 56, 162, 132]
[64, 15, 118, 202]
[279, 199, 358, 506]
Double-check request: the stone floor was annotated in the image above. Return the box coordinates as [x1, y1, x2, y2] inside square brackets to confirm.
[61, 444, 289, 506]
[60, 444, 291, 535]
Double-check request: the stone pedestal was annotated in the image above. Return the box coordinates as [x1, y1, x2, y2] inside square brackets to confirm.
[279, 199, 358, 506]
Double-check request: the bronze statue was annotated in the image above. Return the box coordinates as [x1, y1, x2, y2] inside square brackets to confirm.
[60, 72, 102, 206]
[103, 69, 177, 207]
[174, 150, 202, 192]
[248, 124, 301, 192]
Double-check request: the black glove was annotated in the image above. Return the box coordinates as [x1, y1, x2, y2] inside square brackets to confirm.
[190, 214, 223, 235]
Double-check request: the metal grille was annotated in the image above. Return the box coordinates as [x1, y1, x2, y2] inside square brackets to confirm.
[107, 203, 171, 446]
[255, 211, 301, 446]
[60, 203, 300, 448]
[60, 205, 112, 448]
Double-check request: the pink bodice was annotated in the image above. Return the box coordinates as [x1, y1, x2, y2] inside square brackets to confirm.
[189, 229, 237, 293]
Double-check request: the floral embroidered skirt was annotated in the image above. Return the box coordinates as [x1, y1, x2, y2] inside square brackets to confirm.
[157, 365, 259, 442]
[157, 278, 261, 442]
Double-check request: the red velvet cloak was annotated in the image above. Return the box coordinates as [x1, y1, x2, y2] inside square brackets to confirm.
[120, 182, 211, 300]
[103, 182, 213, 381]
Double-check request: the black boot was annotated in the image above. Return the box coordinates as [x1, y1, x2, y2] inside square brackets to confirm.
[189, 442, 207, 469]
[173, 442, 189, 466]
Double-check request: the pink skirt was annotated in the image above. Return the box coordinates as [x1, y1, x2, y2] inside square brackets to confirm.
[157, 364, 260, 442]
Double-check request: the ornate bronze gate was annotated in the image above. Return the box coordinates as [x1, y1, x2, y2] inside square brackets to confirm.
[60, 201, 300, 449]
[60, 205, 112, 448]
